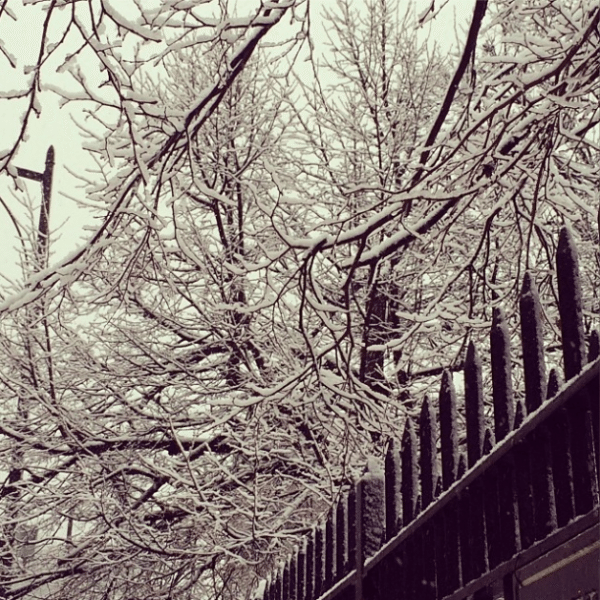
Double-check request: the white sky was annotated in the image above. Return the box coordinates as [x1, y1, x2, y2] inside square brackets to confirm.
[0, 0, 471, 291]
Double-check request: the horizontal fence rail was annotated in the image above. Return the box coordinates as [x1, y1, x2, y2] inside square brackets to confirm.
[260, 227, 599, 600]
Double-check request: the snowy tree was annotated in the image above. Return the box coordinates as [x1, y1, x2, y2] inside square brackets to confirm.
[280, 0, 454, 400]
[0, 0, 598, 599]
[274, 0, 599, 409]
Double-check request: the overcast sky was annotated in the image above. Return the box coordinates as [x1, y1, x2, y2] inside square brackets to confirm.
[0, 0, 471, 291]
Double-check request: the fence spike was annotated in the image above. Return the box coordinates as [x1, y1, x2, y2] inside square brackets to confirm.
[419, 396, 437, 508]
[264, 574, 272, 600]
[435, 475, 443, 499]
[547, 368, 563, 400]
[557, 227, 587, 379]
[520, 272, 547, 412]
[361, 459, 385, 557]
[274, 566, 282, 600]
[514, 399, 525, 429]
[491, 307, 514, 441]
[457, 453, 467, 479]
[335, 496, 346, 579]
[465, 341, 485, 467]
[401, 418, 419, 524]
[297, 541, 306, 600]
[289, 550, 298, 600]
[483, 427, 495, 455]
[439, 370, 459, 490]
[385, 438, 402, 539]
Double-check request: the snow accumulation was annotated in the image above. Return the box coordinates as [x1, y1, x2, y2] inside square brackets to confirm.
[101, 0, 162, 42]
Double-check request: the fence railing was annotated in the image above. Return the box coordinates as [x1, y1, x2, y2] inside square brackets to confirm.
[259, 226, 599, 600]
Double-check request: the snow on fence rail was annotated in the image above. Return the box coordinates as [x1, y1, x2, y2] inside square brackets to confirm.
[259, 226, 599, 600]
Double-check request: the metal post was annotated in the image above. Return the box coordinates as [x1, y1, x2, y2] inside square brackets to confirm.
[16, 145, 54, 266]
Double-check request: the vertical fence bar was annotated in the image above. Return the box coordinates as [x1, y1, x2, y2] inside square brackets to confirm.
[325, 512, 334, 590]
[549, 405, 575, 527]
[289, 551, 297, 600]
[305, 529, 314, 600]
[335, 496, 347, 579]
[459, 490, 472, 587]
[297, 541, 306, 600]
[588, 331, 600, 476]
[465, 341, 485, 468]
[274, 567, 282, 600]
[385, 438, 402, 540]
[347, 486, 356, 572]
[520, 272, 547, 412]
[514, 321, 535, 548]
[515, 440, 535, 550]
[464, 341, 488, 584]
[354, 479, 364, 600]
[420, 522, 436, 600]
[440, 370, 459, 490]
[412, 528, 428, 600]
[445, 497, 462, 595]
[362, 460, 385, 558]
[491, 307, 514, 441]
[397, 543, 408, 600]
[401, 418, 419, 525]
[589, 338, 600, 486]
[405, 537, 416, 600]
[498, 452, 521, 564]
[531, 425, 557, 541]
[556, 230, 598, 515]
[419, 397, 437, 509]
[470, 476, 488, 581]
[557, 227, 587, 380]
[569, 391, 598, 516]
[283, 558, 290, 600]
[434, 511, 447, 598]
[588, 330, 599, 361]
[361, 462, 385, 600]
[484, 465, 501, 570]
[314, 525, 324, 599]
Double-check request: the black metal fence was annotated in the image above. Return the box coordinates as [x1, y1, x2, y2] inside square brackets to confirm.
[260, 226, 599, 600]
